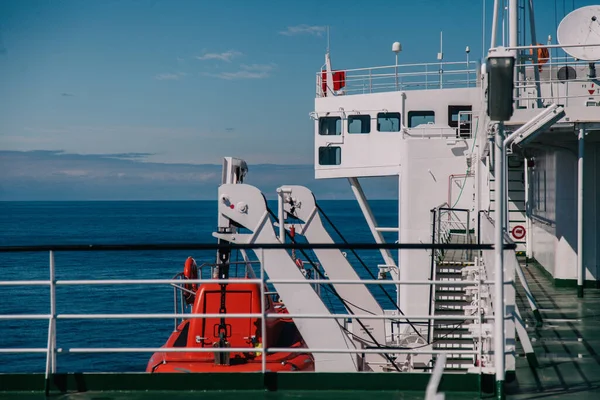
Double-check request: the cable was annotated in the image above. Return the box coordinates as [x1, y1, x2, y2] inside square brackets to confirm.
[266, 207, 402, 372]
[315, 203, 428, 342]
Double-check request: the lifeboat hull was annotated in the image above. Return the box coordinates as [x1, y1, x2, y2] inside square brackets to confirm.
[147, 281, 314, 373]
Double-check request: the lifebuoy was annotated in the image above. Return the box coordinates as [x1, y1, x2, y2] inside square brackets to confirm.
[529, 45, 549, 71]
[183, 257, 198, 304]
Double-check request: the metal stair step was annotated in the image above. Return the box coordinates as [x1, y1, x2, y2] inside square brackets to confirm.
[435, 289, 467, 295]
[434, 299, 470, 306]
[433, 309, 468, 315]
[433, 343, 475, 350]
[433, 337, 475, 344]
[432, 327, 470, 334]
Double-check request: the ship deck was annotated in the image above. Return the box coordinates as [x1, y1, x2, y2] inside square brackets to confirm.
[509, 259, 600, 399]
[1, 258, 600, 399]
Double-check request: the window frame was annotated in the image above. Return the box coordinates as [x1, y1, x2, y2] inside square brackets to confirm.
[318, 146, 342, 166]
[318, 116, 342, 136]
[347, 114, 371, 134]
[376, 112, 402, 132]
[407, 110, 435, 128]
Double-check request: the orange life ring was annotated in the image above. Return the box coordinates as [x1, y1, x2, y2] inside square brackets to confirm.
[183, 257, 198, 304]
[529, 45, 549, 71]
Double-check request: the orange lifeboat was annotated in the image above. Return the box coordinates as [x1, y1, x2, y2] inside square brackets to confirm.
[146, 259, 314, 373]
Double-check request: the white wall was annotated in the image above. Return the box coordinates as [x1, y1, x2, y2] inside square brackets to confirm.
[529, 141, 599, 281]
[399, 138, 475, 315]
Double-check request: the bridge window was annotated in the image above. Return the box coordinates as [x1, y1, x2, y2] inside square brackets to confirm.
[408, 111, 435, 128]
[348, 115, 371, 134]
[319, 117, 341, 135]
[318, 146, 341, 165]
[377, 112, 401, 132]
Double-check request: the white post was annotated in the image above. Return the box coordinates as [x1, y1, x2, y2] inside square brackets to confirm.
[509, 0, 518, 49]
[277, 188, 286, 242]
[504, 151, 509, 233]
[260, 248, 267, 373]
[577, 126, 585, 298]
[395, 53, 399, 91]
[398, 173, 403, 310]
[45, 250, 57, 395]
[527, 0, 543, 108]
[491, 0, 500, 48]
[348, 177, 400, 307]
[525, 158, 532, 259]
[494, 123, 506, 399]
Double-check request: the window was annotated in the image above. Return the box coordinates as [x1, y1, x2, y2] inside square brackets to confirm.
[376, 112, 401, 132]
[348, 115, 371, 134]
[448, 105, 472, 136]
[319, 146, 341, 165]
[319, 117, 341, 135]
[408, 111, 435, 128]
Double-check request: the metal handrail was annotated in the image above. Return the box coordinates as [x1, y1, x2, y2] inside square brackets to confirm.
[316, 60, 479, 97]
[0, 243, 512, 377]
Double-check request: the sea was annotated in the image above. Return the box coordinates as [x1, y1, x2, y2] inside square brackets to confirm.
[0, 200, 402, 373]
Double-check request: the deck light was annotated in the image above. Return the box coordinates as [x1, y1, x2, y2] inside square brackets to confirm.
[486, 48, 515, 121]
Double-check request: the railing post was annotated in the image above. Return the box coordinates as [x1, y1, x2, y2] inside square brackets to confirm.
[427, 209, 437, 344]
[173, 286, 178, 332]
[260, 248, 267, 374]
[494, 122, 506, 399]
[45, 250, 57, 395]
[477, 256, 483, 375]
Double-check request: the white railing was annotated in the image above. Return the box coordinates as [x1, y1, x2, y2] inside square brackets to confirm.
[506, 43, 600, 109]
[0, 246, 506, 378]
[316, 61, 479, 98]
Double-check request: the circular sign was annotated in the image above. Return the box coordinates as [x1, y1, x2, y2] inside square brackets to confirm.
[512, 225, 526, 240]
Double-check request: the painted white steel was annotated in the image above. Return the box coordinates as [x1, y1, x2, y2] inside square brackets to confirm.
[578, 127, 585, 294]
[347, 177, 400, 308]
[494, 123, 506, 385]
[280, 185, 387, 364]
[425, 353, 447, 400]
[216, 183, 357, 372]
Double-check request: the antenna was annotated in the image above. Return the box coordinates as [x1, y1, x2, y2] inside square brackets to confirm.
[326, 26, 330, 54]
[557, 5, 600, 61]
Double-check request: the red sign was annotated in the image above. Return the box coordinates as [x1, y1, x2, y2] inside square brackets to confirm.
[512, 225, 526, 240]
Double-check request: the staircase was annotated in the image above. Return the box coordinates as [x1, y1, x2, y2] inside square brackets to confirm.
[431, 234, 476, 372]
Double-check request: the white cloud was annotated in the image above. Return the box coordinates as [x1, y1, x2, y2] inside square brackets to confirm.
[154, 72, 187, 80]
[203, 63, 277, 80]
[279, 25, 327, 36]
[195, 50, 242, 62]
[240, 63, 276, 71]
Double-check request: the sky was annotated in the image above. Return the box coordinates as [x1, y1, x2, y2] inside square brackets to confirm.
[0, 0, 595, 200]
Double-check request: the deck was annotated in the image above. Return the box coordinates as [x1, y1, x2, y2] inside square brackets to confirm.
[509, 259, 600, 398]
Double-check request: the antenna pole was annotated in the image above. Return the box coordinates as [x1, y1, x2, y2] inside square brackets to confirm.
[439, 31, 443, 89]
[483, 0, 487, 56]
[327, 26, 330, 54]
[491, 0, 500, 48]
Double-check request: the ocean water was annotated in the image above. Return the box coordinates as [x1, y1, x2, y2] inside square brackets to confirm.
[0, 200, 399, 373]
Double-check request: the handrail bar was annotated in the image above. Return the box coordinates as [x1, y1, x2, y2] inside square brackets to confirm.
[316, 61, 478, 75]
[0, 242, 515, 252]
[0, 313, 497, 321]
[0, 278, 512, 287]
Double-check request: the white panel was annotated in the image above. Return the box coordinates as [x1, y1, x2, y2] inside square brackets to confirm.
[399, 139, 475, 317]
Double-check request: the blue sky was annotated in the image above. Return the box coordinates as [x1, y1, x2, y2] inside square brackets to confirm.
[0, 0, 594, 199]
